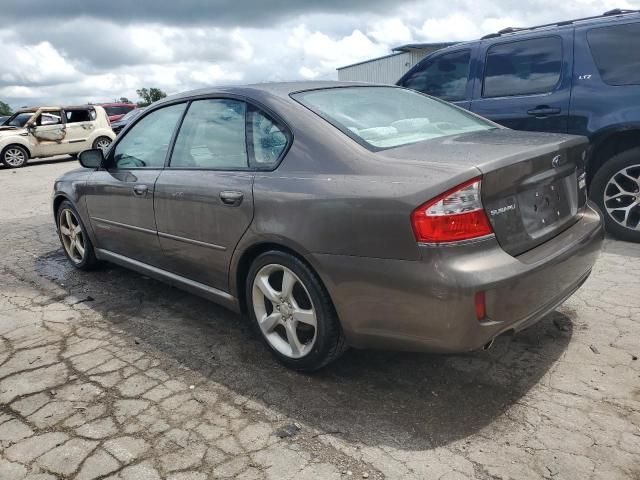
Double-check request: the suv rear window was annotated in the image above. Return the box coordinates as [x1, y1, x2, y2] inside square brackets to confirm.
[587, 23, 640, 86]
[401, 50, 471, 101]
[482, 37, 562, 98]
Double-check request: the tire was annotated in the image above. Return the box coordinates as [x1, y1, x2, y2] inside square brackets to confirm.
[590, 147, 640, 243]
[1, 145, 29, 168]
[56, 200, 98, 270]
[246, 251, 347, 372]
[92, 136, 112, 151]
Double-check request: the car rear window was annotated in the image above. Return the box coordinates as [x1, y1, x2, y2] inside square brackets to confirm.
[292, 86, 495, 150]
[482, 36, 562, 98]
[104, 105, 135, 116]
[587, 22, 640, 86]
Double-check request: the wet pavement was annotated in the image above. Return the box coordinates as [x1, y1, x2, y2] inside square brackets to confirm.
[0, 160, 639, 479]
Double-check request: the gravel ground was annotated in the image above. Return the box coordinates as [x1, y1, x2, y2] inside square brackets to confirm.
[0, 159, 638, 480]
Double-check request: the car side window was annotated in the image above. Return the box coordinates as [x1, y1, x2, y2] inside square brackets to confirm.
[248, 108, 289, 167]
[482, 36, 562, 98]
[112, 103, 185, 169]
[170, 99, 248, 169]
[587, 23, 640, 86]
[36, 111, 63, 126]
[65, 110, 92, 123]
[400, 50, 471, 101]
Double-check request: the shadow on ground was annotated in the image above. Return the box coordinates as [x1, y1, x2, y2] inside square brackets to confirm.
[36, 248, 573, 450]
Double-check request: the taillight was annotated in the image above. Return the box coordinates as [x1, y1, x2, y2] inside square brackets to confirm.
[411, 177, 493, 243]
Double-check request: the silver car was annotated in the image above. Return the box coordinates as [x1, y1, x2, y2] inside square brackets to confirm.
[53, 82, 603, 371]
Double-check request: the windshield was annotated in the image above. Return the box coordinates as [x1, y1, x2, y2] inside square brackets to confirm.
[3, 112, 34, 128]
[292, 86, 495, 149]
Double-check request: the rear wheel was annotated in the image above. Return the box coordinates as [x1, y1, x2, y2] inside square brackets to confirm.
[56, 200, 97, 270]
[591, 147, 640, 243]
[92, 136, 112, 151]
[1, 145, 29, 168]
[246, 251, 347, 371]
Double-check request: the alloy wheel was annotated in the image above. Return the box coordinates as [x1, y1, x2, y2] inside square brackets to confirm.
[96, 138, 111, 150]
[603, 164, 640, 231]
[59, 209, 86, 264]
[4, 148, 26, 167]
[251, 264, 317, 359]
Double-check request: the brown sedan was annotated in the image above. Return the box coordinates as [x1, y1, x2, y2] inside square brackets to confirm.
[53, 82, 604, 371]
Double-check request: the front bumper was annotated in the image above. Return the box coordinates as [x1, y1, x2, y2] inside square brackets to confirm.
[310, 203, 604, 352]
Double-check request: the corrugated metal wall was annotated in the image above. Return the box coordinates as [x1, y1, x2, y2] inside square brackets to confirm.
[337, 48, 436, 84]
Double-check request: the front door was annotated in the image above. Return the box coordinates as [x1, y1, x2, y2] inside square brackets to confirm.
[29, 110, 70, 157]
[153, 98, 255, 291]
[469, 34, 572, 133]
[84, 103, 186, 265]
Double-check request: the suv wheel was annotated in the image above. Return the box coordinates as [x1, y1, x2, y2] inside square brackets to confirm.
[1, 145, 29, 168]
[56, 200, 98, 270]
[246, 251, 347, 371]
[591, 147, 640, 242]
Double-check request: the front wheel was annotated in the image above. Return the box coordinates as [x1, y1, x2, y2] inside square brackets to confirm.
[1, 145, 29, 168]
[56, 200, 98, 270]
[92, 136, 112, 151]
[590, 147, 640, 243]
[246, 251, 347, 371]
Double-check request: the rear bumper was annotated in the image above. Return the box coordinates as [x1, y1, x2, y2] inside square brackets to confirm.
[309, 203, 604, 352]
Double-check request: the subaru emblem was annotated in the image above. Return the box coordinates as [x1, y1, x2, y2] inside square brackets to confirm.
[552, 155, 561, 168]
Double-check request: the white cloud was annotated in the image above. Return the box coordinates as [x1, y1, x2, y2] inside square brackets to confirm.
[0, 1, 633, 108]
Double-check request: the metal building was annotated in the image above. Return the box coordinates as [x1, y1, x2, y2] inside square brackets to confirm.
[337, 43, 457, 84]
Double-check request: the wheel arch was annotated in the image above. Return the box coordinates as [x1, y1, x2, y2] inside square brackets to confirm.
[53, 194, 72, 219]
[588, 125, 640, 185]
[1, 141, 32, 159]
[231, 240, 327, 315]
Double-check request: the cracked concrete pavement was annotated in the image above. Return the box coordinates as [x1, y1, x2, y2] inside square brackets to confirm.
[0, 159, 639, 479]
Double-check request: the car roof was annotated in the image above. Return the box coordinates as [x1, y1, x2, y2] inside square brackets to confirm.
[157, 81, 390, 106]
[99, 102, 136, 107]
[15, 105, 95, 114]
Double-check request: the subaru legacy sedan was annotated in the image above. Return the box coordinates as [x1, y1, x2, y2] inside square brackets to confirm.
[53, 82, 603, 371]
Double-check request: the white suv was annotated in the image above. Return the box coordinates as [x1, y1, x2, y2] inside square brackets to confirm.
[0, 105, 115, 168]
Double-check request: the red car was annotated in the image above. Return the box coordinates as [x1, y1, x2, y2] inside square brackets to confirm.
[99, 103, 137, 123]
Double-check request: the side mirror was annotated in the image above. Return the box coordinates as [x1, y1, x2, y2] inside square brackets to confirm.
[78, 149, 104, 169]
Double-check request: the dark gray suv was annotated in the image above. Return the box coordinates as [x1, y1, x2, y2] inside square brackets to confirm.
[53, 82, 603, 371]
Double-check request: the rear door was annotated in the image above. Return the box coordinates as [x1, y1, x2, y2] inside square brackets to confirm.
[469, 32, 573, 133]
[63, 109, 95, 151]
[398, 47, 476, 109]
[153, 98, 255, 291]
[84, 103, 186, 265]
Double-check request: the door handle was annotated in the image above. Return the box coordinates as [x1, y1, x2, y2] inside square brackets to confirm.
[220, 191, 244, 206]
[527, 106, 561, 117]
[132, 185, 148, 197]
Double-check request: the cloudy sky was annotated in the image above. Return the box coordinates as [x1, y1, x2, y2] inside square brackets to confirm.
[0, 0, 634, 108]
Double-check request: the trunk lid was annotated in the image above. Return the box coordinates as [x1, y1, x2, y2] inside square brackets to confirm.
[377, 129, 589, 255]
[475, 133, 589, 256]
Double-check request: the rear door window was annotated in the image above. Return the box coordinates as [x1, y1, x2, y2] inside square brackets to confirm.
[482, 37, 562, 98]
[587, 22, 640, 86]
[401, 50, 471, 101]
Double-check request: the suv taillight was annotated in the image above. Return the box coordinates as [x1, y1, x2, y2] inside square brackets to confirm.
[411, 177, 493, 243]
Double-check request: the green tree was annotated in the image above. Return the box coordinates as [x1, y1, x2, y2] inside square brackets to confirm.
[119, 97, 132, 104]
[0, 101, 12, 116]
[136, 88, 167, 107]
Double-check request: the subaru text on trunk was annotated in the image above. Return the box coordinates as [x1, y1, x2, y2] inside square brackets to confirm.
[52, 83, 604, 371]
